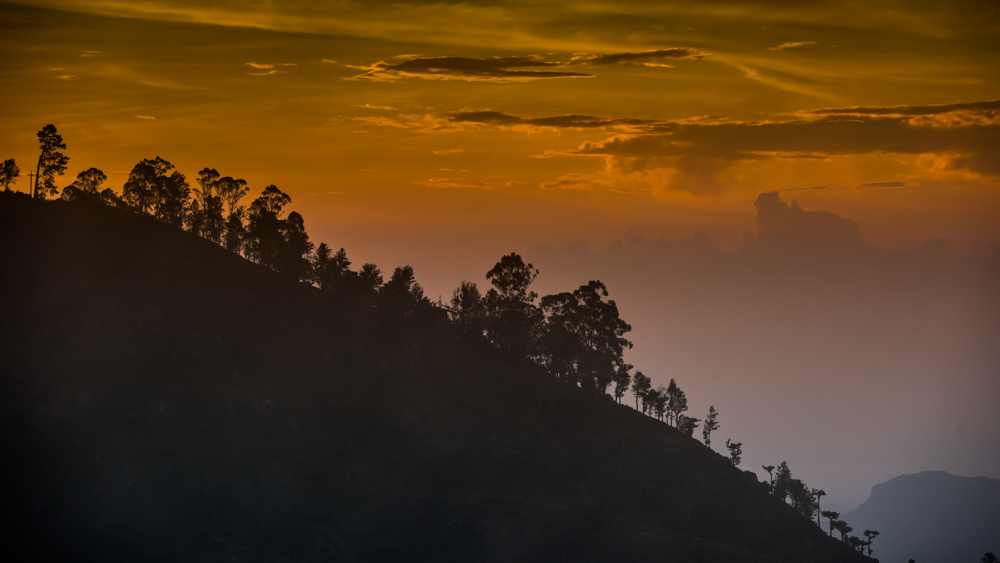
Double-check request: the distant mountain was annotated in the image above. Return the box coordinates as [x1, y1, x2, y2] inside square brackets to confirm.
[844, 471, 1000, 563]
[0, 193, 867, 562]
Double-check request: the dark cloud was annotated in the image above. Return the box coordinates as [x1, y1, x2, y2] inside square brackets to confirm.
[803, 99, 1000, 117]
[446, 110, 659, 129]
[350, 56, 592, 82]
[746, 191, 864, 255]
[570, 48, 707, 66]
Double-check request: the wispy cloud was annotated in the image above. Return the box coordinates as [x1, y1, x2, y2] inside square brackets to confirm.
[80, 50, 101, 57]
[768, 41, 819, 52]
[433, 149, 463, 155]
[246, 62, 296, 76]
[354, 103, 397, 111]
[414, 177, 491, 189]
[135, 115, 157, 120]
[570, 48, 708, 67]
[54, 74, 76, 80]
[447, 110, 663, 131]
[348, 55, 592, 83]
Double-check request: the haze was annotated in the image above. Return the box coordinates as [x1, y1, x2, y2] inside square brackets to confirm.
[1, 0, 998, 511]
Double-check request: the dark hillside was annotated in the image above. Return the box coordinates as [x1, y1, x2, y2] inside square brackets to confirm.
[0, 193, 868, 562]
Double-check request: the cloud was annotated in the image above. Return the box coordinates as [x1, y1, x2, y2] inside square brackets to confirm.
[433, 149, 463, 154]
[570, 48, 708, 67]
[545, 100, 1000, 191]
[413, 177, 491, 189]
[447, 110, 662, 131]
[855, 181, 908, 188]
[135, 115, 157, 120]
[348, 56, 593, 82]
[352, 116, 410, 128]
[768, 41, 819, 52]
[355, 103, 397, 111]
[746, 191, 864, 255]
[245, 62, 295, 76]
[80, 50, 101, 57]
[54, 75, 76, 80]
[540, 173, 600, 190]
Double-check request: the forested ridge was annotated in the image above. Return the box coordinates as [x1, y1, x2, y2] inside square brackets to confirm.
[1, 126, 875, 561]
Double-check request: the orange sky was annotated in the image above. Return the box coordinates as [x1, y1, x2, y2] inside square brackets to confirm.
[2, 0, 998, 510]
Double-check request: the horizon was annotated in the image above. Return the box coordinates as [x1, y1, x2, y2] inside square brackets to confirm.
[2, 0, 999, 516]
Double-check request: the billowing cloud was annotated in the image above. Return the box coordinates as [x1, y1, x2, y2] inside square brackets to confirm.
[349, 56, 592, 83]
[570, 48, 707, 67]
[413, 177, 490, 189]
[746, 191, 864, 254]
[768, 41, 818, 52]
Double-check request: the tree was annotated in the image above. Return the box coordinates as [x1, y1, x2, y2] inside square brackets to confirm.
[631, 371, 651, 411]
[450, 280, 485, 335]
[34, 124, 69, 198]
[217, 175, 249, 216]
[381, 265, 425, 311]
[773, 461, 792, 501]
[61, 167, 108, 202]
[483, 253, 540, 357]
[359, 263, 383, 293]
[122, 157, 190, 226]
[821, 511, 840, 537]
[863, 530, 880, 557]
[812, 489, 826, 526]
[763, 465, 775, 491]
[702, 405, 719, 447]
[277, 210, 313, 281]
[788, 479, 816, 520]
[1, 159, 19, 191]
[649, 386, 666, 420]
[224, 208, 245, 254]
[665, 378, 687, 428]
[538, 280, 632, 391]
[678, 414, 700, 437]
[982, 553, 998, 563]
[245, 185, 291, 268]
[612, 362, 632, 404]
[725, 438, 742, 466]
[848, 535, 863, 552]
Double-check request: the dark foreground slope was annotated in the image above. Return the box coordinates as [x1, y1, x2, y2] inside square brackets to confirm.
[0, 193, 867, 562]
[845, 471, 1000, 563]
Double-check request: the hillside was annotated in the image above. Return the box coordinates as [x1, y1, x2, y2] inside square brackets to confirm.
[845, 471, 1000, 563]
[0, 193, 869, 562]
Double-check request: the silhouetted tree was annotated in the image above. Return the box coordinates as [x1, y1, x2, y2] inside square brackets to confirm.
[812, 489, 826, 525]
[359, 263, 383, 293]
[218, 175, 249, 217]
[848, 535, 863, 552]
[678, 414, 700, 437]
[278, 210, 313, 281]
[224, 208, 245, 253]
[538, 280, 631, 391]
[831, 520, 852, 542]
[763, 465, 776, 491]
[381, 265, 425, 311]
[450, 280, 485, 335]
[245, 184, 291, 267]
[725, 438, 742, 466]
[484, 253, 540, 357]
[191, 169, 225, 243]
[773, 461, 792, 501]
[863, 529, 879, 557]
[665, 378, 688, 428]
[788, 478, 817, 520]
[1, 158, 20, 191]
[649, 386, 666, 420]
[982, 553, 998, 563]
[821, 510, 840, 537]
[612, 362, 632, 404]
[122, 157, 190, 226]
[61, 167, 108, 202]
[631, 371, 651, 410]
[702, 405, 719, 447]
[34, 124, 69, 198]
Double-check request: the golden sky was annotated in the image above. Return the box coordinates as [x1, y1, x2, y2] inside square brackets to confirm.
[2, 0, 999, 509]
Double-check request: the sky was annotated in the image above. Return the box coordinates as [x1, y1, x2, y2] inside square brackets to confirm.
[1, 0, 998, 512]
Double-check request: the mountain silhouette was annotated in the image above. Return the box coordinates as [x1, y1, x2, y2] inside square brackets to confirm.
[844, 471, 1000, 563]
[0, 192, 868, 562]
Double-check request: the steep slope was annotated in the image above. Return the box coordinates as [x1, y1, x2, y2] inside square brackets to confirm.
[845, 471, 1000, 563]
[0, 193, 868, 562]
